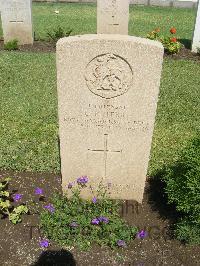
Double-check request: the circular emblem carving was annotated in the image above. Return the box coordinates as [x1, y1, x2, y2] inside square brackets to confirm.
[85, 53, 133, 99]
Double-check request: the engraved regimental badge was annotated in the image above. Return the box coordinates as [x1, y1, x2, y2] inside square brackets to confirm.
[85, 53, 133, 99]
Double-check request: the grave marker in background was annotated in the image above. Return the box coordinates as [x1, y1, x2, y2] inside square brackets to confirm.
[1, 0, 33, 44]
[57, 35, 163, 203]
[97, 0, 129, 34]
[192, 0, 200, 52]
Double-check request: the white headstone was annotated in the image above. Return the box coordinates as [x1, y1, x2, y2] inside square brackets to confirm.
[1, 0, 33, 45]
[57, 35, 164, 203]
[192, 0, 200, 52]
[97, 0, 129, 34]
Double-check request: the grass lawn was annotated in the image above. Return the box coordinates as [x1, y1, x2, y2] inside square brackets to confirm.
[0, 53, 59, 172]
[0, 3, 199, 174]
[0, 3, 196, 40]
[0, 52, 199, 174]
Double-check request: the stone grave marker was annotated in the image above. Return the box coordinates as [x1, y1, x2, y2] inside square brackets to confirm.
[192, 0, 200, 52]
[1, 0, 33, 44]
[57, 35, 164, 203]
[97, 0, 129, 34]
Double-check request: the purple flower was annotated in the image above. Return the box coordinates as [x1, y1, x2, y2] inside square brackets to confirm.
[92, 197, 97, 204]
[44, 203, 55, 213]
[77, 176, 88, 185]
[35, 187, 43, 195]
[68, 182, 73, 189]
[91, 216, 109, 225]
[117, 240, 126, 247]
[91, 218, 100, 225]
[39, 239, 49, 248]
[69, 222, 79, 228]
[136, 230, 148, 239]
[98, 216, 109, 224]
[13, 193, 22, 202]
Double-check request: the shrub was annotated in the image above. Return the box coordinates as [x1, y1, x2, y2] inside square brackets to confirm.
[0, 177, 28, 224]
[161, 36, 182, 54]
[4, 39, 19, 51]
[162, 138, 200, 244]
[40, 177, 138, 250]
[176, 219, 200, 245]
[47, 26, 72, 42]
[147, 27, 182, 54]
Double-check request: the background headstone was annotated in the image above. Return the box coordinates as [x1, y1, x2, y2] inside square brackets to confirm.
[57, 35, 163, 203]
[97, 0, 129, 34]
[192, 0, 200, 52]
[1, 0, 33, 44]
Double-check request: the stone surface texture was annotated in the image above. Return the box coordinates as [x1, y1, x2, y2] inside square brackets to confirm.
[57, 34, 164, 203]
[192, 0, 200, 52]
[97, 0, 129, 34]
[1, 0, 33, 44]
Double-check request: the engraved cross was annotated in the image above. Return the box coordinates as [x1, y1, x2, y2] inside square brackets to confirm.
[88, 134, 122, 178]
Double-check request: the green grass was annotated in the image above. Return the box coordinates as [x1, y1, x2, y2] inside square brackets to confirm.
[0, 52, 199, 174]
[0, 3, 196, 41]
[0, 52, 59, 172]
[129, 5, 196, 40]
[149, 59, 200, 175]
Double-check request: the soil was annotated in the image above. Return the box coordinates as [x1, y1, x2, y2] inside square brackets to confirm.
[0, 39, 56, 53]
[0, 170, 199, 266]
[0, 39, 200, 61]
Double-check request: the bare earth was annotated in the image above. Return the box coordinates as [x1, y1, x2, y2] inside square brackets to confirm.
[0, 170, 199, 266]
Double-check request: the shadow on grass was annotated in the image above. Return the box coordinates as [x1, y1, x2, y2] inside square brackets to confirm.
[58, 135, 62, 173]
[179, 38, 191, 49]
[146, 171, 179, 223]
[32, 249, 76, 266]
[146, 172, 179, 240]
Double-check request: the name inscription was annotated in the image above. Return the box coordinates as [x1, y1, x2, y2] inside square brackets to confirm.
[3, 1, 29, 22]
[64, 104, 149, 133]
[100, 0, 128, 21]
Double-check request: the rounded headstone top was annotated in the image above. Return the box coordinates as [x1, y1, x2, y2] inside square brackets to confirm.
[56, 34, 164, 50]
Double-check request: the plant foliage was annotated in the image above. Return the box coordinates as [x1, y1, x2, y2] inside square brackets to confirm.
[40, 178, 138, 250]
[147, 27, 182, 54]
[0, 177, 28, 224]
[161, 137, 200, 244]
[47, 26, 72, 42]
[4, 39, 19, 51]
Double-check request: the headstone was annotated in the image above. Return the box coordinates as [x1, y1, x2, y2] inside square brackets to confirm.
[97, 0, 129, 34]
[1, 0, 33, 45]
[57, 35, 163, 203]
[192, 0, 200, 52]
